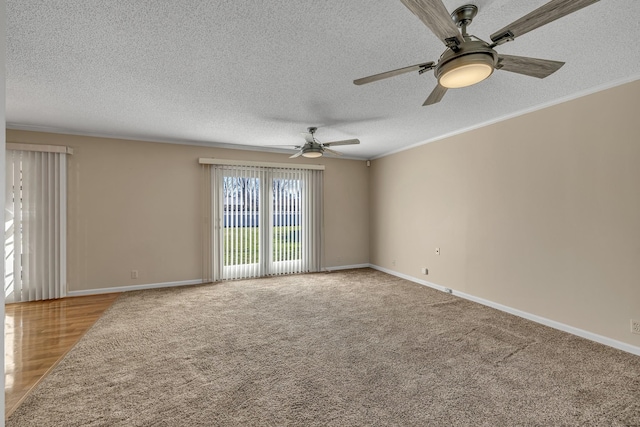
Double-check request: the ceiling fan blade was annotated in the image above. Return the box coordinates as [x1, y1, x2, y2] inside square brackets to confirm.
[289, 151, 303, 159]
[354, 62, 435, 85]
[490, 0, 600, 44]
[497, 54, 565, 79]
[301, 132, 315, 144]
[264, 144, 302, 148]
[324, 139, 360, 147]
[399, 0, 463, 47]
[423, 84, 447, 106]
[323, 148, 343, 156]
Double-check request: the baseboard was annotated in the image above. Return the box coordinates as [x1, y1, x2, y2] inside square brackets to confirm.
[369, 264, 640, 357]
[66, 279, 205, 297]
[323, 264, 370, 272]
[369, 264, 449, 293]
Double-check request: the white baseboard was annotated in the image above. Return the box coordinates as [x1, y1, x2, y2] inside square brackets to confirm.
[369, 264, 640, 357]
[369, 264, 449, 293]
[323, 264, 370, 272]
[66, 279, 205, 297]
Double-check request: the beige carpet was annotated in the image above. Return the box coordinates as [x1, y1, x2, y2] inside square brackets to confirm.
[8, 268, 640, 426]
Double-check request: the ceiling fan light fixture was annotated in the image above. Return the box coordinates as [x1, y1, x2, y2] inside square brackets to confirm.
[301, 146, 323, 158]
[438, 53, 495, 89]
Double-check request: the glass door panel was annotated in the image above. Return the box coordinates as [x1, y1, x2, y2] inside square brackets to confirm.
[271, 177, 302, 274]
[222, 175, 260, 279]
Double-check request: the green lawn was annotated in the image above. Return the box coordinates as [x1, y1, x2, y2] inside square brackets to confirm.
[224, 226, 301, 265]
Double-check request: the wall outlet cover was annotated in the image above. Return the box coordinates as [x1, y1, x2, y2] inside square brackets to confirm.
[632, 319, 640, 335]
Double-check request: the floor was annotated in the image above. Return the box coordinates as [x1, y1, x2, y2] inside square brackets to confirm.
[4, 293, 120, 418]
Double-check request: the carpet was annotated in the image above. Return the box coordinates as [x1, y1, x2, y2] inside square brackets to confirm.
[7, 268, 640, 426]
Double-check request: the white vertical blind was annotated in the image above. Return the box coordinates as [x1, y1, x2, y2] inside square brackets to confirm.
[5, 149, 67, 303]
[201, 161, 323, 281]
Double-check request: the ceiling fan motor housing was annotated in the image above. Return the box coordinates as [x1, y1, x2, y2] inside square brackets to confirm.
[435, 40, 498, 89]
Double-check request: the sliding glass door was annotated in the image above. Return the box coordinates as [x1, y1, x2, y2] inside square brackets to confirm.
[5, 148, 68, 302]
[204, 162, 322, 281]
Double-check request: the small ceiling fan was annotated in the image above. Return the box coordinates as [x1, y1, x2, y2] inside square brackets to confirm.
[271, 127, 360, 158]
[354, 0, 600, 106]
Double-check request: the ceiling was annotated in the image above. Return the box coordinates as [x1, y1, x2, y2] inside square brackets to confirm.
[7, 1, 640, 159]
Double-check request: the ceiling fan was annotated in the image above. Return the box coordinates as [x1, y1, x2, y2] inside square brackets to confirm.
[354, 0, 600, 106]
[271, 127, 360, 158]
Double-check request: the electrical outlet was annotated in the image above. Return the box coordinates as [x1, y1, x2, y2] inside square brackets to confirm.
[421, 267, 428, 275]
[435, 248, 440, 255]
[131, 270, 139, 279]
[392, 260, 396, 266]
[631, 319, 640, 335]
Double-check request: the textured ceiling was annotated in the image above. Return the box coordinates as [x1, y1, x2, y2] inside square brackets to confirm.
[7, 1, 640, 159]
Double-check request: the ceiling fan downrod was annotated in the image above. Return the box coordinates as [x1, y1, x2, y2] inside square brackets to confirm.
[451, 4, 478, 38]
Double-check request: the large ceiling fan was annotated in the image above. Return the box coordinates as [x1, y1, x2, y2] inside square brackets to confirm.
[354, 0, 600, 106]
[272, 127, 360, 158]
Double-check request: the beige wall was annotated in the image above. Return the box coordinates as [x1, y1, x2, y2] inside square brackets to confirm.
[6, 130, 370, 292]
[370, 80, 640, 347]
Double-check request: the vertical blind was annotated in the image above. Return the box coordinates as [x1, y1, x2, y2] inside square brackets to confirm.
[5, 148, 68, 303]
[201, 160, 323, 282]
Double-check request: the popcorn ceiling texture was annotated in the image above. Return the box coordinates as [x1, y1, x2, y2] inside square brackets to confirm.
[7, 1, 640, 158]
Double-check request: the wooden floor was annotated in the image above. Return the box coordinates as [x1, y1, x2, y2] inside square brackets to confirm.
[4, 293, 120, 418]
